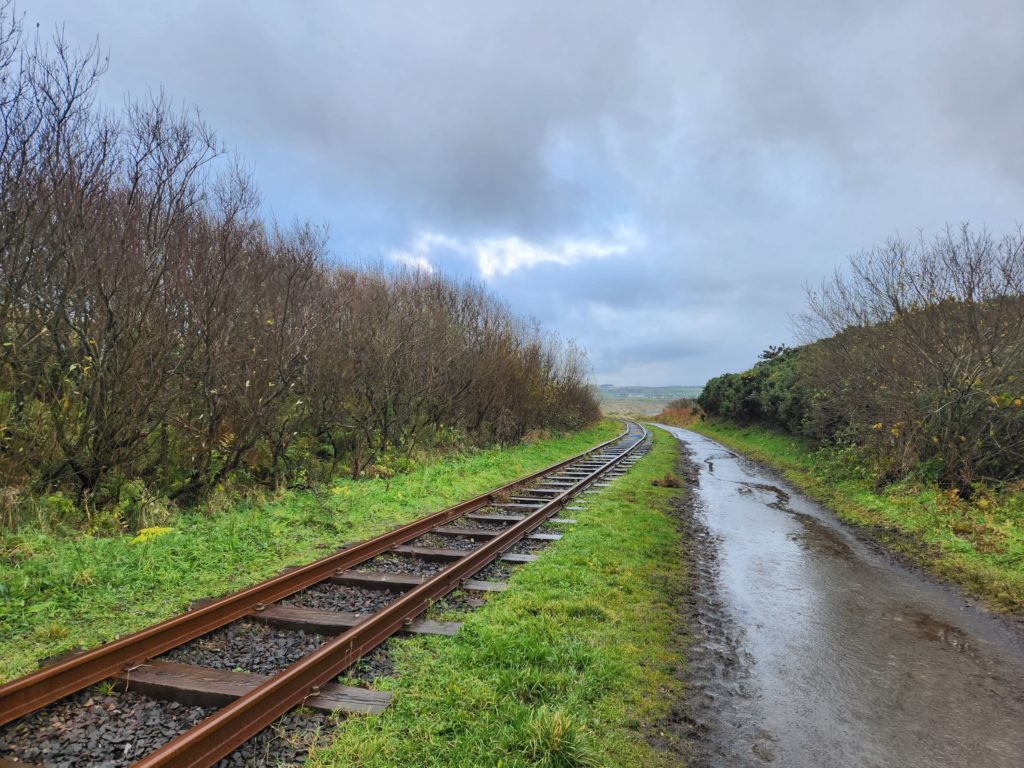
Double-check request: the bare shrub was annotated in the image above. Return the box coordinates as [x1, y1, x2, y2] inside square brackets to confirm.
[796, 224, 1024, 487]
[0, 6, 600, 524]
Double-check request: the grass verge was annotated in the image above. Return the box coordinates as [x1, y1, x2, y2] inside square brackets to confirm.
[308, 426, 685, 768]
[0, 421, 621, 683]
[686, 419, 1024, 614]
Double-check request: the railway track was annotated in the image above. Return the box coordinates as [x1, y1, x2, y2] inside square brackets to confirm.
[0, 421, 649, 767]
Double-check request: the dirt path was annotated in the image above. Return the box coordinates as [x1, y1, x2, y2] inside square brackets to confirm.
[661, 425, 1024, 767]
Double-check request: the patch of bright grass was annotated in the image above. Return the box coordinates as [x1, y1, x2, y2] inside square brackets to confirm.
[687, 420, 1024, 614]
[309, 427, 685, 768]
[0, 421, 621, 683]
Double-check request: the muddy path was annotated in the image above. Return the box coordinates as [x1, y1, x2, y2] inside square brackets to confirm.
[659, 425, 1024, 768]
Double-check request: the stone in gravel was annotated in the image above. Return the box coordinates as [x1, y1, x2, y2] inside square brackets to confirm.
[430, 590, 485, 616]
[0, 688, 212, 768]
[0, 686, 336, 767]
[355, 553, 446, 576]
[472, 560, 517, 582]
[280, 583, 400, 614]
[342, 641, 396, 684]
[508, 536, 549, 555]
[410, 532, 479, 551]
[450, 517, 508, 531]
[160, 619, 324, 676]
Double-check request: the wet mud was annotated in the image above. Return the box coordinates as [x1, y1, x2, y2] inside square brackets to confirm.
[660, 425, 1024, 768]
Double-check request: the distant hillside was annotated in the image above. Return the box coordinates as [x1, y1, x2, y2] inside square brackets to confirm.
[596, 385, 703, 400]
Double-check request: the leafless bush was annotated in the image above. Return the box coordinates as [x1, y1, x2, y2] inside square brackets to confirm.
[797, 224, 1024, 487]
[0, 7, 599, 521]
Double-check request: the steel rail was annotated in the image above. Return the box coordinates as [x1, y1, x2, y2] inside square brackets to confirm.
[0, 422, 632, 725]
[134, 422, 648, 767]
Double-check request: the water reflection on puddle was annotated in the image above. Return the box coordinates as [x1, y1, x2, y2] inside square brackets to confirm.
[660, 425, 1024, 768]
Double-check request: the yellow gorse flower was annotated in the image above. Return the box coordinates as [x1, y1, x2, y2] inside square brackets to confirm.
[130, 526, 175, 544]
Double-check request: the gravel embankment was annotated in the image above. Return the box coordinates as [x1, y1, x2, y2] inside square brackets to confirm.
[355, 553, 446, 576]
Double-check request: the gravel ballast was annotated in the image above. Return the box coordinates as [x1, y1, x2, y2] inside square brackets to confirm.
[471, 560, 517, 582]
[0, 689, 210, 767]
[429, 590, 485, 617]
[355, 553, 446, 576]
[410, 533, 479, 551]
[0, 688, 330, 768]
[160, 619, 324, 676]
[450, 518, 510, 531]
[344, 641, 396, 684]
[508, 536, 550, 555]
[280, 583, 400, 614]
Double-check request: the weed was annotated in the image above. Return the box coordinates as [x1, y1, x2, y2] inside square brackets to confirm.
[651, 473, 681, 488]
[34, 622, 69, 641]
[525, 708, 598, 768]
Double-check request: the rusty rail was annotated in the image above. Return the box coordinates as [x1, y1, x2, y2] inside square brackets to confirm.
[134, 422, 648, 767]
[0, 422, 634, 725]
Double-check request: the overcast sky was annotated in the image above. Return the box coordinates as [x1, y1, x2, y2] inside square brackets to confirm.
[25, 1, 1024, 384]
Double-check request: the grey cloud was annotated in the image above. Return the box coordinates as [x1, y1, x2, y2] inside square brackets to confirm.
[597, 338, 709, 367]
[25, 0, 1024, 384]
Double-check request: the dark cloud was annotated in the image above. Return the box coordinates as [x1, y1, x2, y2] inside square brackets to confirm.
[26, 0, 1024, 383]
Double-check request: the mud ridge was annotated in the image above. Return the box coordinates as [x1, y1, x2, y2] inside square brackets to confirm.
[650, 443, 776, 767]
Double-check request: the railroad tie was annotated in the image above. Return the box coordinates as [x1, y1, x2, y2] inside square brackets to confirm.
[461, 579, 509, 592]
[464, 512, 526, 523]
[389, 544, 543, 563]
[331, 570, 425, 590]
[250, 603, 460, 636]
[114, 662, 391, 714]
[334, 569, 507, 593]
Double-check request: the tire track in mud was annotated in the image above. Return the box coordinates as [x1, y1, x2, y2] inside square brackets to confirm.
[653, 444, 778, 766]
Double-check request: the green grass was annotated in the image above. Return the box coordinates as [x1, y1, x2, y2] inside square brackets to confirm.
[687, 419, 1024, 614]
[308, 426, 685, 768]
[0, 421, 622, 683]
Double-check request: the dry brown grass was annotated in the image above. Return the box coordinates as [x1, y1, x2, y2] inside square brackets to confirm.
[651, 473, 682, 488]
[654, 406, 703, 427]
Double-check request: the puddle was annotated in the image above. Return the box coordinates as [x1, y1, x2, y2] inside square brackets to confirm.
[903, 611, 974, 653]
[660, 425, 1024, 768]
[739, 482, 791, 512]
[787, 515, 855, 560]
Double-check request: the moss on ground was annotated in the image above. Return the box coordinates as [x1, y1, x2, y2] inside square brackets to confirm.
[0, 421, 622, 682]
[309, 427, 685, 768]
[686, 419, 1024, 615]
